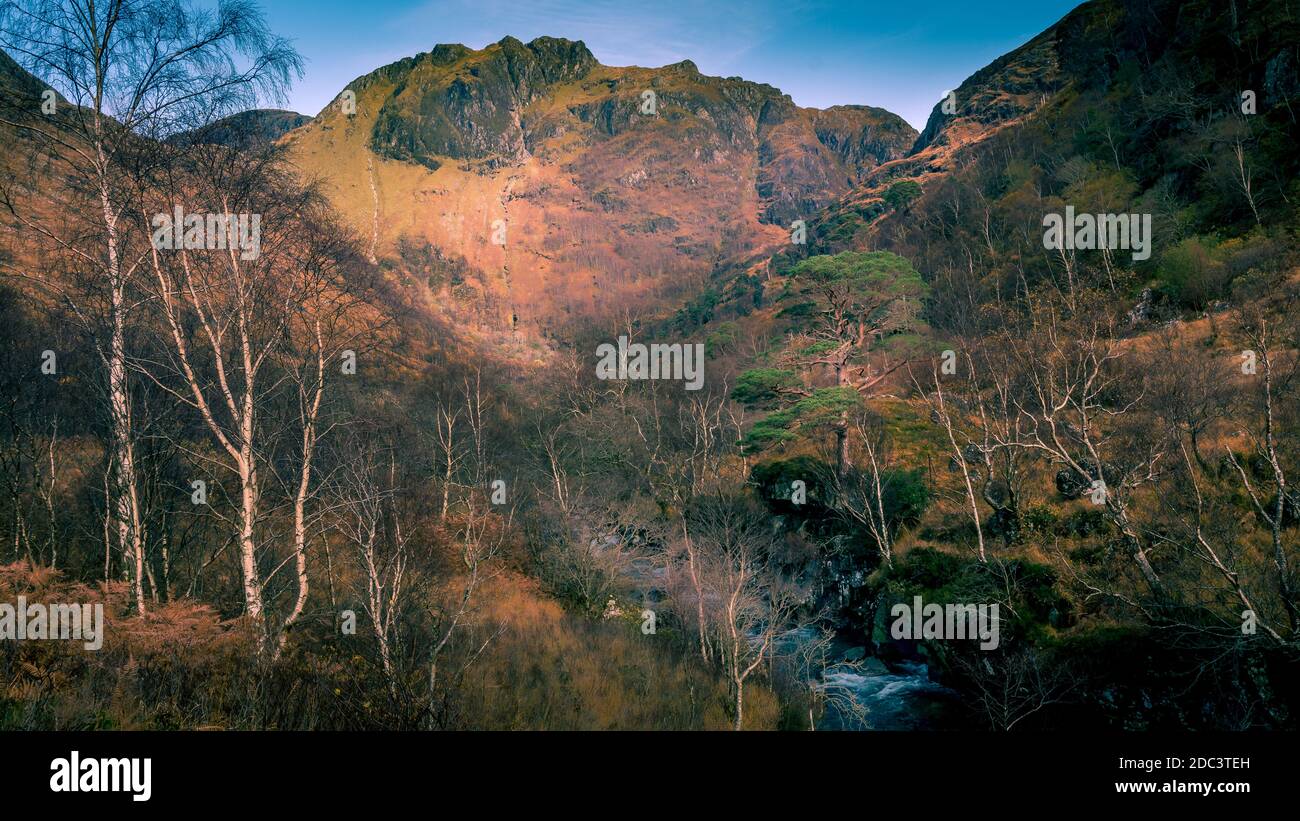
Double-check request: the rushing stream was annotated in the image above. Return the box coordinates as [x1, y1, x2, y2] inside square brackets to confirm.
[627, 556, 963, 729]
[776, 626, 964, 730]
[817, 660, 961, 729]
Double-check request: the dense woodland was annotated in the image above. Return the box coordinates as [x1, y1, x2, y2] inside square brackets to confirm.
[0, 0, 1298, 730]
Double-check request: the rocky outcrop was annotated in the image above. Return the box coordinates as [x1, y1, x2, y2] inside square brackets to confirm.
[811, 105, 916, 178]
[367, 36, 598, 167]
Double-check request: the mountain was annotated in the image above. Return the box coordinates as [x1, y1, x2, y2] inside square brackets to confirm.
[3, 0, 1300, 739]
[174, 108, 313, 149]
[283, 36, 915, 339]
[0, 44, 46, 102]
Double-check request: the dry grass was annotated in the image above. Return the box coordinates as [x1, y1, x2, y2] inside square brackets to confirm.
[0, 560, 777, 730]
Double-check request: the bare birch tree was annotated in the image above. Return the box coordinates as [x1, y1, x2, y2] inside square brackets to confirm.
[141, 149, 361, 651]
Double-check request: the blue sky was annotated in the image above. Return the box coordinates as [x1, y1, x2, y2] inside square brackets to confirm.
[263, 0, 1084, 130]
